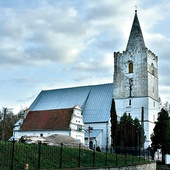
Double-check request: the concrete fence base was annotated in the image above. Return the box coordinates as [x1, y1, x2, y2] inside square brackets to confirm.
[62, 162, 156, 170]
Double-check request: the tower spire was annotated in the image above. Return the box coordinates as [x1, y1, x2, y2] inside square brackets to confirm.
[126, 10, 145, 51]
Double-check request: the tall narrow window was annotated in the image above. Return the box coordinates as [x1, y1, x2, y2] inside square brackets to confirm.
[151, 63, 154, 75]
[129, 63, 133, 73]
[129, 78, 133, 97]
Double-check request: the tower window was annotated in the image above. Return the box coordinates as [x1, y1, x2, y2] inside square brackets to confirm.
[129, 78, 133, 97]
[151, 63, 154, 75]
[129, 63, 133, 73]
[129, 99, 131, 105]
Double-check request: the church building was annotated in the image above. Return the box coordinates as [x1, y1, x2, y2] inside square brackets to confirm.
[13, 10, 160, 148]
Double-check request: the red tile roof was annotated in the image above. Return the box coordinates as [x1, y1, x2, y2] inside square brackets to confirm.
[20, 108, 73, 131]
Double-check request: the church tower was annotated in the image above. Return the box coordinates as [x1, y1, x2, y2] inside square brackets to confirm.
[113, 10, 160, 147]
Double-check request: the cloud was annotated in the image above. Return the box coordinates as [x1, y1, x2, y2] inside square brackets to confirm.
[0, 0, 170, 113]
[0, 1, 90, 66]
[0, 0, 138, 68]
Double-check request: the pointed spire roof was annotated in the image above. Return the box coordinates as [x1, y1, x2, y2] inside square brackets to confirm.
[126, 10, 145, 51]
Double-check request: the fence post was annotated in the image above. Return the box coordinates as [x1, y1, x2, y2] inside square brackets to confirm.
[138, 147, 140, 163]
[132, 148, 134, 164]
[10, 138, 15, 170]
[124, 147, 126, 165]
[78, 143, 81, 167]
[116, 150, 118, 165]
[143, 148, 145, 163]
[147, 148, 149, 161]
[59, 143, 63, 169]
[92, 150, 95, 167]
[38, 141, 41, 170]
[105, 146, 108, 166]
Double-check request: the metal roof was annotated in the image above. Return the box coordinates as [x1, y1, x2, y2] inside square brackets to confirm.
[30, 83, 113, 123]
[85, 129, 103, 138]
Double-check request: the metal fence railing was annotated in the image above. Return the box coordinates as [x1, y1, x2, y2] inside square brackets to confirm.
[0, 140, 155, 170]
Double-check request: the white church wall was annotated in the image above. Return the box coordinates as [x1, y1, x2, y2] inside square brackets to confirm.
[70, 130, 84, 144]
[95, 132, 103, 147]
[69, 105, 85, 144]
[85, 131, 103, 149]
[115, 97, 148, 120]
[148, 74, 159, 100]
[85, 122, 110, 147]
[107, 119, 112, 146]
[70, 105, 84, 129]
[114, 97, 159, 147]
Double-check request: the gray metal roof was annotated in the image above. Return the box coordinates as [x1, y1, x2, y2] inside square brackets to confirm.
[85, 129, 103, 138]
[30, 83, 113, 123]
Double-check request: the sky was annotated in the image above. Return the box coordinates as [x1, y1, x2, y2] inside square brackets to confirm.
[0, 0, 170, 113]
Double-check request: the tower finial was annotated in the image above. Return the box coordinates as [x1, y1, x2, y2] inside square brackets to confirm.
[135, 5, 137, 13]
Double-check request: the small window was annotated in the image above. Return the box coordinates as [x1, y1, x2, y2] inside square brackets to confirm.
[151, 63, 154, 75]
[77, 125, 82, 132]
[129, 99, 131, 105]
[129, 63, 133, 73]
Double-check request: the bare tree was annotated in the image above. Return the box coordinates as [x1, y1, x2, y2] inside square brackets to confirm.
[0, 108, 22, 141]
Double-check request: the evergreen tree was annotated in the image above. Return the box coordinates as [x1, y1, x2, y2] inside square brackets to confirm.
[111, 110, 145, 148]
[133, 117, 145, 148]
[110, 99, 117, 146]
[116, 113, 144, 147]
[151, 109, 170, 162]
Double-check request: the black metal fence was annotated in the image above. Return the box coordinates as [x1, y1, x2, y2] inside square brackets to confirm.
[0, 140, 154, 170]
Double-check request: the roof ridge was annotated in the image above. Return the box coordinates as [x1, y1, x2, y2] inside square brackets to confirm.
[41, 82, 113, 92]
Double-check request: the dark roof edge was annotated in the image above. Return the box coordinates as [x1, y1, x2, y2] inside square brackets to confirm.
[29, 108, 73, 112]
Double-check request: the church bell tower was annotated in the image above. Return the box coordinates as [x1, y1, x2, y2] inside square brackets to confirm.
[113, 10, 160, 147]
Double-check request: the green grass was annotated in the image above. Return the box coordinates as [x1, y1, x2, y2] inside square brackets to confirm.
[0, 142, 150, 170]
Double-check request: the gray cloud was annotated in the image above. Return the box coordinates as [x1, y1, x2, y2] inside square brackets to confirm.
[0, 2, 89, 66]
[0, 0, 170, 113]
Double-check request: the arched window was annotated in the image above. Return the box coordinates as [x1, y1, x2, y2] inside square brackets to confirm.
[129, 63, 133, 73]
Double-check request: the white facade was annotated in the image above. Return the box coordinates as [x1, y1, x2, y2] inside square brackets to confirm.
[70, 105, 85, 144]
[85, 130, 103, 149]
[14, 106, 85, 144]
[84, 120, 111, 148]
